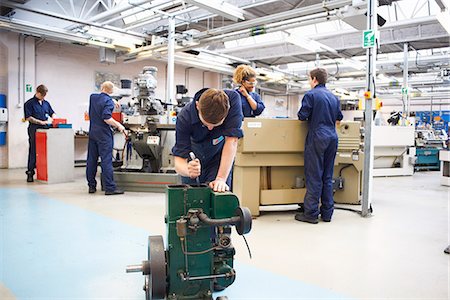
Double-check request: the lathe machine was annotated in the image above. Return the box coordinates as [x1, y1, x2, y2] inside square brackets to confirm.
[233, 119, 363, 216]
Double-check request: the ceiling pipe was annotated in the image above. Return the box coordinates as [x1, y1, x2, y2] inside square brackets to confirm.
[193, 0, 352, 39]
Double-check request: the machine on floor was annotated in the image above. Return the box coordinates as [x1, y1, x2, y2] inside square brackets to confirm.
[414, 128, 448, 171]
[372, 125, 416, 177]
[232, 118, 363, 216]
[112, 66, 180, 192]
[126, 184, 252, 300]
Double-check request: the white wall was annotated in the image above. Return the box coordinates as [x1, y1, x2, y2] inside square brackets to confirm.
[0, 33, 221, 169]
[0, 32, 36, 168]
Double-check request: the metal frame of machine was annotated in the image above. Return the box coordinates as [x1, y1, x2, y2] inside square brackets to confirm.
[232, 118, 363, 217]
[127, 185, 252, 300]
[372, 125, 416, 177]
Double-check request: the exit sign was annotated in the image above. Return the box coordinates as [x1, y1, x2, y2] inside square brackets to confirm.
[362, 30, 375, 48]
[401, 87, 408, 95]
[26, 84, 32, 93]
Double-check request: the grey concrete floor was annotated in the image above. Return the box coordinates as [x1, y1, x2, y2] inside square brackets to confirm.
[1, 168, 449, 299]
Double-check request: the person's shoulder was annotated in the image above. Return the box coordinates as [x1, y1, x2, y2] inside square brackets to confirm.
[178, 100, 194, 118]
[224, 89, 240, 102]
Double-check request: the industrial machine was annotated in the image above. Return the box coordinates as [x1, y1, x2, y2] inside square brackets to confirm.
[439, 150, 450, 186]
[232, 119, 363, 216]
[372, 125, 416, 176]
[126, 184, 252, 300]
[113, 66, 180, 192]
[414, 128, 448, 171]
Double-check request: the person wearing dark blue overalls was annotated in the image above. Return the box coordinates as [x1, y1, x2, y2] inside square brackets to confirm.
[233, 64, 265, 117]
[172, 88, 243, 192]
[295, 68, 343, 224]
[86, 81, 126, 195]
[24, 84, 56, 182]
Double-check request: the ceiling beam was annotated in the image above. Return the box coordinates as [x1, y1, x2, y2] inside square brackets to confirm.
[1, 0, 148, 38]
[434, 0, 448, 10]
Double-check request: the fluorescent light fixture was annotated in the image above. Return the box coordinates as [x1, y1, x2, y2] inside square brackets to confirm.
[286, 34, 337, 54]
[436, 10, 450, 34]
[340, 58, 366, 70]
[185, 0, 245, 22]
[88, 40, 116, 49]
[87, 27, 144, 49]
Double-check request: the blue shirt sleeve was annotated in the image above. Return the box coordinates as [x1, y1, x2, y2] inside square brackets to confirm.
[24, 100, 32, 119]
[102, 97, 114, 120]
[336, 96, 343, 121]
[47, 101, 55, 116]
[251, 92, 265, 116]
[222, 91, 243, 138]
[298, 93, 313, 121]
[171, 112, 192, 159]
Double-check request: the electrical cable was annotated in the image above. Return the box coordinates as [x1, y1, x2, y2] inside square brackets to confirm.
[242, 235, 252, 259]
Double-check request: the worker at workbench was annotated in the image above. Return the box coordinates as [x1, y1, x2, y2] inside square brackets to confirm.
[24, 84, 56, 182]
[295, 68, 343, 224]
[233, 64, 265, 117]
[172, 88, 243, 192]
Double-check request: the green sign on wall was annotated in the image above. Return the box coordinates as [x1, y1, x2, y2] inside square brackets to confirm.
[362, 30, 375, 48]
[26, 84, 32, 93]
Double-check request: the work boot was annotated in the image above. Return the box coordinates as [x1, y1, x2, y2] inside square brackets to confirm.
[26, 171, 34, 183]
[105, 189, 124, 195]
[294, 213, 318, 224]
[88, 187, 97, 194]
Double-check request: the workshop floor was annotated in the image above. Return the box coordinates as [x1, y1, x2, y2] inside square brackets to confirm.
[0, 168, 449, 300]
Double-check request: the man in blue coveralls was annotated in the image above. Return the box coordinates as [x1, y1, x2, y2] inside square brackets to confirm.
[172, 88, 243, 192]
[295, 68, 343, 224]
[24, 84, 56, 182]
[86, 81, 126, 195]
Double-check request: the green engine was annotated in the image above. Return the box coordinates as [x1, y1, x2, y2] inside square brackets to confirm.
[127, 184, 252, 300]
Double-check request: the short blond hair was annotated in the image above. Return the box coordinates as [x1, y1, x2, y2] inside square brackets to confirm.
[233, 65, 256, 85]
[101, 81, 115, 94]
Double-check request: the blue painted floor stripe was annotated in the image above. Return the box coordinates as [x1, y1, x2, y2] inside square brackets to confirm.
[1, 188, 351, 299]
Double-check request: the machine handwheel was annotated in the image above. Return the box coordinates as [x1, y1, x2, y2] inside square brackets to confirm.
[147, 235, 167, 300]
[235, 207, 252, 235]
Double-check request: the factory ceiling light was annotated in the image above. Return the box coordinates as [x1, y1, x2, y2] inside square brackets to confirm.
[185, 0, 246, 22]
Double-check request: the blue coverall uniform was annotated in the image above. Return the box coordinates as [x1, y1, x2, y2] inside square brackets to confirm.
[24, 96, 55, 174]
[86, 92, 116, 192]
[172, 89, 244, 186]
[236, 89, 265, 117]
[298, 83, 343, 220]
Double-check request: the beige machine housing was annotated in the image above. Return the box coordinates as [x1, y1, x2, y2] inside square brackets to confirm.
[233, 119, 363, 216]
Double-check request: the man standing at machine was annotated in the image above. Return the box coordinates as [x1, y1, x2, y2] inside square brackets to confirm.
[295, 68, 343, 224]
[24, 84, 56, 182]
[172, 88, 243, 192]
[86, 81, 126, 195]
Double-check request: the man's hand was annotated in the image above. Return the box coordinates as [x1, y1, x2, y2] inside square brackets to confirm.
[117, 124, 126, 133]
[187, 158, 201, 179]
[39, 120, 47, 125]
[114, 99, 120, 109]
[239, 85, 249, 98]
[209, 178, 229, 193]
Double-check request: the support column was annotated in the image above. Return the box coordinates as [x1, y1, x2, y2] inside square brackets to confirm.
[166, 17, 176, 105]
[402, 43, 409, 125]
[361, 0, 377, 217]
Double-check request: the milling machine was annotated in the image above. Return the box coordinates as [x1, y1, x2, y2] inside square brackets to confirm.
[232, 118, 363, 217]
[113, 66, 180, 192]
